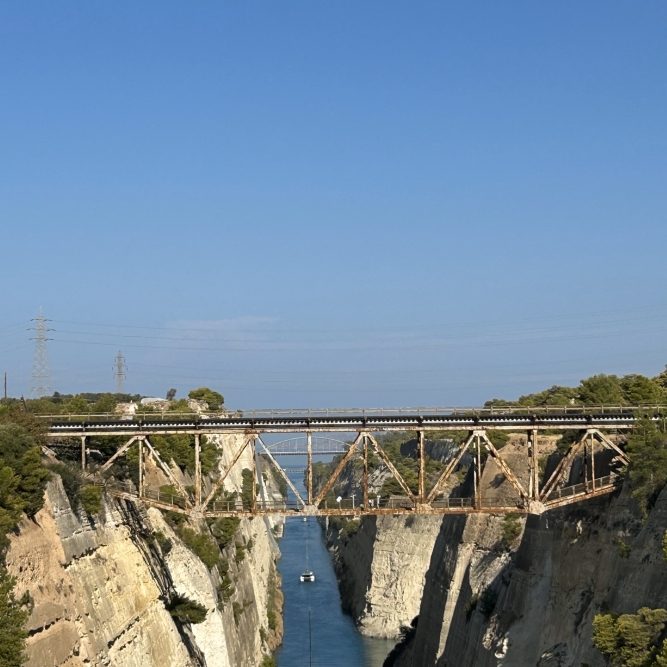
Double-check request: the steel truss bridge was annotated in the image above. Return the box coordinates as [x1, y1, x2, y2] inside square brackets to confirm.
[44, 406, 654, 518]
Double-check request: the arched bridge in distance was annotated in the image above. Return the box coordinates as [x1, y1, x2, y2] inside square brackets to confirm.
[267, 436, 350, 456]
[42, 405, 656, 520]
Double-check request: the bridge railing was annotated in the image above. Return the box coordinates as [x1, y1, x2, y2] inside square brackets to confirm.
[39, 404, 667, 423]
[546, 474, 621, 502]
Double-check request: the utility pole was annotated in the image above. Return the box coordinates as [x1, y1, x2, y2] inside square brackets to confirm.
[113, 351, 127, 394]
[29, 308, 53, 398]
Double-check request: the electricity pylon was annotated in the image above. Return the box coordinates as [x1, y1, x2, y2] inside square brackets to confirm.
[30, 308, 53, 398]
[113, 351, 127, 394]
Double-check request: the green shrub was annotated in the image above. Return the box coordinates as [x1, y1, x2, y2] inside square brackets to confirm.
[260, 657, 277, 667]
[210, 517, 240, 550]
[0, 567, 30, 666]
[618, 540, 632, 559]
[593, 607, 667, 666]
[180, 528, 220, 569]
[153, 531, 172, 555]
[259, 626, 267, 643]
[167, 594, 207, 624]
[662, 531, 667, 563]
[216, 558, 234, 604]
[80, 485, 103, 515]
[267, 609, 277, 630]
[234, 541, 246, 564]
[465, 593, 478, 621]
[501, 513, 522, 547]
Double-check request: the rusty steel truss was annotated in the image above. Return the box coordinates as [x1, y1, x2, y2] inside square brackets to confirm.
[44, 407, 643, 518]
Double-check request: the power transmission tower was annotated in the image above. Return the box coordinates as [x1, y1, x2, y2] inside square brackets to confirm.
[29, 308, 53, 398]
[113, 351, 127, 394]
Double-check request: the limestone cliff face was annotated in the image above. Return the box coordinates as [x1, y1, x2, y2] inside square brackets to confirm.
[7, 432, 284, 667]
[8, 477, 195, 667]
[328, 515, 443, 639]
[391, 440, 667, 667]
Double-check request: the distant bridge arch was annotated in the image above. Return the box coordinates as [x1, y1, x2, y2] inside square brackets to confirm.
[267, 436, 349, 456]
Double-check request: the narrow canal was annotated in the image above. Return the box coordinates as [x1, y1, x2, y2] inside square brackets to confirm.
[274, 467, 395, 667]
[275, 517, 395, 667]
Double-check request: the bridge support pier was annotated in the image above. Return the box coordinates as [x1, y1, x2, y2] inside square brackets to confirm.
[194, 434, 201, 507]
[81, 436, 87, 471]
[418, 430, 425, 504]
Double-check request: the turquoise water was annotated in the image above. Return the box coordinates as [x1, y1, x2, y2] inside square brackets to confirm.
[275, 516, 395, 667]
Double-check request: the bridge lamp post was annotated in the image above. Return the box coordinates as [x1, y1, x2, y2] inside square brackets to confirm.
[336, 495, 342, 511]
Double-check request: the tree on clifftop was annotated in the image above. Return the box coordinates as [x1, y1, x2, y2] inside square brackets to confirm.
[578, 374, 625, 406]
[188, 387, 224, 410]
[626, 417, 667, 516]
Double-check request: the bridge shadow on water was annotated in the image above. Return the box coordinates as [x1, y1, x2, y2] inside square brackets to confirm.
[275, 516, 395, 667]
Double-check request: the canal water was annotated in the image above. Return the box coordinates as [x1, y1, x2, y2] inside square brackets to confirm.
[274, 464, 395, 667]
[275, 517, 396, 667]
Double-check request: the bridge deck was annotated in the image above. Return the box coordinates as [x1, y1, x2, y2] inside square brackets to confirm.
[44, 406, 660, 437]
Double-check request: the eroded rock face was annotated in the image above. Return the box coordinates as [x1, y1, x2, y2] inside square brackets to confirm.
[331, 515, 443, 638]
[7, 433, 284, 667]
[393, 467, 667, 666]
[8, 478, 193, 667]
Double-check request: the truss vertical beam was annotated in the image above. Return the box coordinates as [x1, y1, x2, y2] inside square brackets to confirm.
[590, 431, 595, 492]
[418, 430, 425, 503]
[475, 434, 482, 509]
[138, 438, 144, 498]
[250, 437, 257, 512]
[81, 436, 87, 471]
[540, 431, 588, 502]
[482, 433, 529, 502]
[307, 431, 313, 505]
[530, 429, 539, 500]
[194, 434, 202, 507]
[367, 433, 418, 502]
[314, 433, 363, 507]
[363, 435, 369, 509]
[426, 431, 476, 504]
[202, 434, 253, 510]
[256, 435, 306, 508]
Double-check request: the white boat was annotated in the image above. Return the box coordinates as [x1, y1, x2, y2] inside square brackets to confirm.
[300, 520, 315, 582]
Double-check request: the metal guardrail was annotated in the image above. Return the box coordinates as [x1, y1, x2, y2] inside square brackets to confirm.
[37, 404, 667, 422]
[546, 474, 620, 501]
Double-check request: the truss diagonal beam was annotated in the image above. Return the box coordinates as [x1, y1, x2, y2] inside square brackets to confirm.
[256, 435, 306, 507]
[426, 431, 476, 504]
[590, 429, 630, 466]
[481, 433, 529, 501]
[100, 436, 139, 472]
[202, 435, 253, 510]
[367, 433, 418, 502]
[314, 433, 363, 507]
[539, 432, 587, 502]
[143, 437, 192, 508]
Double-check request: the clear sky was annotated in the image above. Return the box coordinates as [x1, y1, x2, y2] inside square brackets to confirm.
[1, 2, 666, 408]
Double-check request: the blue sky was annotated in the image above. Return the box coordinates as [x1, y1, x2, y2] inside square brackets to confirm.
[0, 2, 666, 407]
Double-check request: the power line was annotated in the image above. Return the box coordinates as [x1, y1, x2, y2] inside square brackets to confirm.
[113, 351, 127, 394]
[29, 308, 53, 398]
